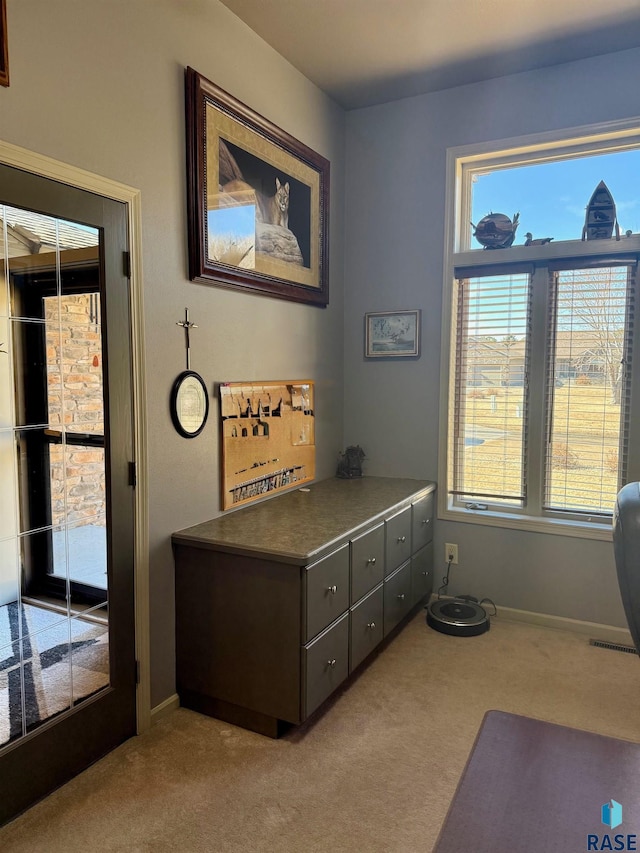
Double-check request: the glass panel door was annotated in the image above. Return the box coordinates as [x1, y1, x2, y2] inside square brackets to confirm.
[1, 206, 110, 747]
[0, 162, 135, 825]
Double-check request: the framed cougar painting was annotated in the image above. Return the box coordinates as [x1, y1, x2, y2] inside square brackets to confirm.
[185, 67, 330, 306]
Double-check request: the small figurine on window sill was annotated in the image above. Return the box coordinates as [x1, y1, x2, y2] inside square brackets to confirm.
[471, 212, 520, 249]
[336, 445, 365, 479]
[524, 232, 554, 246]
[582, 181, 620, 241]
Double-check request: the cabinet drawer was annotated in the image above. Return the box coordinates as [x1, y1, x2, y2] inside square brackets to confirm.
[411, 542, 434, 607]
[385, 506, 412, 575]
[350, 583, 383, 673]
[351, 523, 385, 603]
[303, 612, 349, 718]
[412, 492, 434, 552]
[304, 544, 350, 642]
[384, 561, 412, 636]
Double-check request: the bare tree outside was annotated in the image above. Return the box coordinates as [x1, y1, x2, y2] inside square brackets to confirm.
[546, 265, 630, 511]
[553, 266, 628, 405]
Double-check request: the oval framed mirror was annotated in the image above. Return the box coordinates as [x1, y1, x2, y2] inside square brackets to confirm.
[170, 370, 209, 438]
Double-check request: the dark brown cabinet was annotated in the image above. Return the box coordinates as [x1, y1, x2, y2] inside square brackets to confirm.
[173, 477, 435, 737]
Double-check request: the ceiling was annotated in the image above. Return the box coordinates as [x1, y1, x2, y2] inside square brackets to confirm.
[220, 0, 640, 109]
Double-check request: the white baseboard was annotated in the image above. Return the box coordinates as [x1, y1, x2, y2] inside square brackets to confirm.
[429, 595, 634, 645]
[496, 604, 634, 645]
[150, 693, 180, 725]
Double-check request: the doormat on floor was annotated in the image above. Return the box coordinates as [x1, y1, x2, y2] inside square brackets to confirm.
[0, 603, 109, 747]
[434, 710, 640, 853]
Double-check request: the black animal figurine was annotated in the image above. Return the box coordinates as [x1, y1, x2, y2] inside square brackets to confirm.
[336, 445, 365, 479]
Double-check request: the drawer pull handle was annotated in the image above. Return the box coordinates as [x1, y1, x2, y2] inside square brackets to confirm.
[422, 519, 430, 525]
[367, 557, 377, 565]
[397, 593, 405, 601]
[397, 536, 406, 543]
[327, 585, 338, 594]
[367, 621, 376, 630]
[421, 571, 429, 577]
[327, 659, 337, 668]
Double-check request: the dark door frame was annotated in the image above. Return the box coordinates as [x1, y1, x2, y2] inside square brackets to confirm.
[0, 154, 148, 823]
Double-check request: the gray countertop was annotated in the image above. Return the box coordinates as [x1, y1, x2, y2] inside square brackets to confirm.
[172, 476, 435, 564]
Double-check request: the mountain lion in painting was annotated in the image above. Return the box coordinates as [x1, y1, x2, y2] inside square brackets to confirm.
[258, 177, 290, 229]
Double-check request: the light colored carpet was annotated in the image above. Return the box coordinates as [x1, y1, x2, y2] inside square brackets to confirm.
[1, 613, 640, 852]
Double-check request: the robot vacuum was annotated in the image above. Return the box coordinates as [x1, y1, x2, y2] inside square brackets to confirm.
[426, 596, 490, 637]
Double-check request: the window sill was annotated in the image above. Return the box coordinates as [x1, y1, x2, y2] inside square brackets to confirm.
[453, 234, 640, 270]
[439, 502, 613, 541]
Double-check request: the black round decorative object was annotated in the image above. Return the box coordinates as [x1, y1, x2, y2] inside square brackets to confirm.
[426, 598, 490, 637]
[471, 212, 520, 250]
[170, 370, 209, 438]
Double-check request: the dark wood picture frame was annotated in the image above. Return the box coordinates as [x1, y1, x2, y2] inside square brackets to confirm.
[185, 67, 330, 307]
[0, 0, 9, 88]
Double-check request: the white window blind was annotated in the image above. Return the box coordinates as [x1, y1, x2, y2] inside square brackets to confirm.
[451, 269, 531, 503]
[544, 263, 635, 515]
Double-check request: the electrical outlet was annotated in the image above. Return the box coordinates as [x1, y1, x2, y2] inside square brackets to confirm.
[445, 543, 459, 565]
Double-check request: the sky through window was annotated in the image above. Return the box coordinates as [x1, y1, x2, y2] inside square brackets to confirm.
[471, 149, 640, 245]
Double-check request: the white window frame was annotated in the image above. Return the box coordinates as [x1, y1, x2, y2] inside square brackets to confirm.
[439, 119, 640, 541]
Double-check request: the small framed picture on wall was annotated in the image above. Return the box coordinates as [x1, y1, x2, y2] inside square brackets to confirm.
[365, 310, 421, 358]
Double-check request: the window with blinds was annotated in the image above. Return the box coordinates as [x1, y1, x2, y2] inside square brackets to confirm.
[451, 269, 531, 505]
[448, 257, 636, 523]
[544, 263, 635, 515]
[444, 132, 640, 533]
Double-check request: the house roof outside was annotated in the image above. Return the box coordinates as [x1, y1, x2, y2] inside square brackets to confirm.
[1, 208, 98, 255]
[466, 331, 621, 370]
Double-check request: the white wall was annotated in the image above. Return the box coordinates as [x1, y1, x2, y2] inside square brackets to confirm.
[344, 47, 640, 629]
[1, 0, 346, 705]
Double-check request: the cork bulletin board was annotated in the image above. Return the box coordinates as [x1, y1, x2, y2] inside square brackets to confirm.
[219, 380, 315, 510]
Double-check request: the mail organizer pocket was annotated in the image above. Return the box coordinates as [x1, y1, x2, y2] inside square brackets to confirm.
[350, 523, 385, 604]
[304, 544, 350, 642]
[303, 612, 349, 718]
[350, 583, 384, 673]
[385, 506, 412, 575]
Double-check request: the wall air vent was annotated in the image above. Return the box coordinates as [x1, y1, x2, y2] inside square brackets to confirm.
[589, 639, 638, 655]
